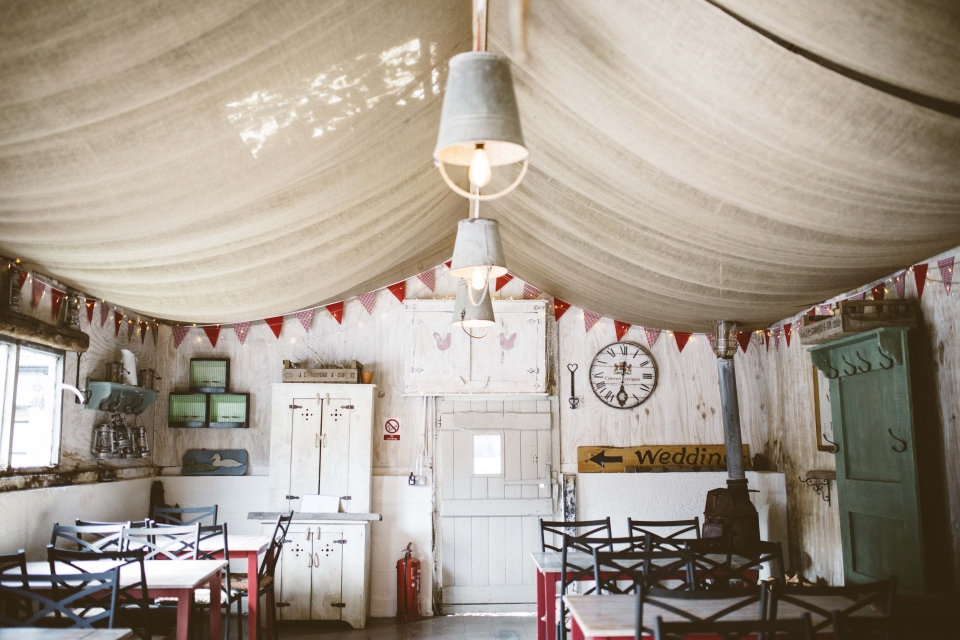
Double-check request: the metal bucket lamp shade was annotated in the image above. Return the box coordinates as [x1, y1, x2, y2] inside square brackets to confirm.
[435, 52, 529, 200]
[452, 280, 495, 339]
[450, 217, 507, 305]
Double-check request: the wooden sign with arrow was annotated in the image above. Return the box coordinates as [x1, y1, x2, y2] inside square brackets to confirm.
[577, 444, 749, 473]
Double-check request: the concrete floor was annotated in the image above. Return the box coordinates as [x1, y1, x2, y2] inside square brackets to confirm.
[254, 615, 538, 640]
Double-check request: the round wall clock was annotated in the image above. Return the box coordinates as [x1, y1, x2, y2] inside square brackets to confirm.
[589, 341, 659, 409]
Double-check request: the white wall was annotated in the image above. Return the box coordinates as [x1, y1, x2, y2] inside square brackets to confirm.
[0, 477, 153, 559]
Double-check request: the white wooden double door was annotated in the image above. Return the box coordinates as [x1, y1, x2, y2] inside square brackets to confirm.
[439, 406, 553, 611]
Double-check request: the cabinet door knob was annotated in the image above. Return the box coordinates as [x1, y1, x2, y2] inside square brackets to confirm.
[314, 552, 320, 566]
[315, 433, 320, 448]
[307, 553, 313, 568]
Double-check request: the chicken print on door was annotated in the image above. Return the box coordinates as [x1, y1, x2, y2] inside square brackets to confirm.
[500, 332, 517, 363]
[433, 332, 451, 351]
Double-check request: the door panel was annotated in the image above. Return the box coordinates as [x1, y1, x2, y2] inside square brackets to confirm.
[279, 526, 312, 620]
[311, 530, 343, 620]
[289, 404, 321, 512]
[319, 399, 350, 499]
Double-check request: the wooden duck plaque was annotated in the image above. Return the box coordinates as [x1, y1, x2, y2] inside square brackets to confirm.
[182, 449, 248, 476]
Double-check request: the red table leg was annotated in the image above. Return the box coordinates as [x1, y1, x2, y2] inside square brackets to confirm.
[248, 551, 261, 640]
[175, 588, 193, 640]
[537, 568, 547, 640]
[544, 571, 558, 640]
[209, 570, 222, 640]
[570, 615, 584, 640]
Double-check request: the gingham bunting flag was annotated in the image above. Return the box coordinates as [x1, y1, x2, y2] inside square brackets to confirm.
[522, 283, 542, 300]
[100, 303, 110, 327]
[893, 272, 906, 299]
[127, 319, 136, 342]
[233, 322, 250, 345]
[772, 326, 781, 351]
[358, 291, 377, 315]
[644, 327, 660, 348]
[849, 292, 865, 301]
[819, 304, 832, 315]
[583, 310, 601, 333]
[295, 309, 314, 332]
[203, 325, 220, 347]
[938, 257, 954, 294]
[706, 333, 715, 349]
[172, 326, 190, 348]
[31, 278, 45, 307]
[417, 268, 435, 292]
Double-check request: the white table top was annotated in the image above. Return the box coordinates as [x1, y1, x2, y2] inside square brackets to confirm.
[15, 560, 226, 590]
[0, 630, 134, 639]
[564, 593, 880, 636]
[199, 534, 270, 554]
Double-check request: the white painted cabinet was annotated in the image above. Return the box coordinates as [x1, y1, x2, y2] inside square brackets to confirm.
[404, 300, 546, 395]
[266, 383, 376, 627]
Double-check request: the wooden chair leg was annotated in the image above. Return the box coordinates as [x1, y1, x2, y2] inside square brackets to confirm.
[265, 589, 276, 640]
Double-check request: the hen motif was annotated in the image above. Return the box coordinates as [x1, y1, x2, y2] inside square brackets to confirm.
[499, 332, 517, 351]
[433, 332, 451, 351]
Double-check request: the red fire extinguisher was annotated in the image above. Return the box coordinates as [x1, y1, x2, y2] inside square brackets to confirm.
[397, 543, 421, 623]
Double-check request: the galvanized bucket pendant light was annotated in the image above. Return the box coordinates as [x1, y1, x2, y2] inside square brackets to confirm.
[452, 280, 495, 339]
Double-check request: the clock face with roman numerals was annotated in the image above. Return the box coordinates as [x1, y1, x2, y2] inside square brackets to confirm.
[589, 341, 659, 409]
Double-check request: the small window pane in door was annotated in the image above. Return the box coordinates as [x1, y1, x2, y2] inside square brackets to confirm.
[473, 434, 502, 476]
[11, 347, 61, 468]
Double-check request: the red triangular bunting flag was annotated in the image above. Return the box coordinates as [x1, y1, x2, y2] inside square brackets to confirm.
[583, 310, 601, 333]
[140, 321, 148, 345]
[736, 332, 751, 353]
[100, 304, 110, 327]
[784, 323, 792, 347]
[495, 273, 514, 292]
[50, 289, 65, 319]
[151, 323, 159, 345]
[417, 269, 436, 292]
[15, 267, 27, 289]
[31, 278, 45, 308]
[522, 283, 541, 300]
[233, 322, 250, 345]
[388, 282, 406, 303]
[773, 327, 782, 351]
[553, 299, 570, 321]
[113, 312, 123, 337]
[126, 319, 135, 342]
[265, 316, 284, 338]
[871, 283, 885, 300]
[85, 299, 96, 324]
[444, 260, 452, 269]
[203, 325, 221, 347]
[938, 257, 954, 295]
[913, 263, 928, 298]
[326, 301, 344, 324]
[295, 309, 314, 332]
[644, 327, 660, 348]
[614, 320, 630, 341]
[674, 332, 692, 353]
[358, 292, 377, 315]
[893, 272, 906, 299]
[172, 326, 190, 348]
[764, 329, 771, 352]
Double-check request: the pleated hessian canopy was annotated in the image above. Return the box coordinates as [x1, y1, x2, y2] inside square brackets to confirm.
[2, 0, 959, 330]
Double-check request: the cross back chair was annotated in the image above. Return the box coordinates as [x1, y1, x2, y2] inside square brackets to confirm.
[540, 517, 612, 552]
[688, 539, 785, 589]
[0, 568, 121, 629]
[226, 513, 292, 640]
[628, 518, 700, 552]
[768, 577, 896, 636]
[153, 505, 218, 527]
[76, 518, 153, 529]
[594, 547, 698, 594]
[0, 549, 28, 620]
[635, 584, 767, 638]
[122, 523, 202, 560]
[653, 612, 814, 640]
[47, 545, 152, 640]
[193, 522, 242, 640]
[51, 523, 127, 554]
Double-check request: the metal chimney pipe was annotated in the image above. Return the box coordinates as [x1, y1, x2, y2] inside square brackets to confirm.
[712, 320, 745, 482]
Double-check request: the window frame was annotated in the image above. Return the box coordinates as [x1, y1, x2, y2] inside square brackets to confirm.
[0, 336, 65, 472]
[471, 430, 505, 478]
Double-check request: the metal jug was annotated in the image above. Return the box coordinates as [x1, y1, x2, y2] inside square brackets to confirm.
[138, 369, 161, 391]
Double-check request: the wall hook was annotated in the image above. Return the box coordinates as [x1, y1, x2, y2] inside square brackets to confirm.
[822, 433, 839, 453]
[823, 363, 840, 379]
[855, 350, 872, 373]
[840, 354, 857, 376]
[888, 429, 907, 453]
[877, 346, 894, 370]
[567, 363, 580, 409]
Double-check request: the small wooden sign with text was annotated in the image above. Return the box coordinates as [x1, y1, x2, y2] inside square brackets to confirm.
[577, 444, 750, 473]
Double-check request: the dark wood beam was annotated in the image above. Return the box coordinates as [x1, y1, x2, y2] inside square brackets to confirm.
[0, 308, 89, 352]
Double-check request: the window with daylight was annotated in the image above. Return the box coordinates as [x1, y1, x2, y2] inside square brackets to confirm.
[0, 339, 64, 470]
[473, 433, 503, 476]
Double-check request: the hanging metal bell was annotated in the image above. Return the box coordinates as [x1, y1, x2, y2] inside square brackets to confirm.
[452, 281, 495, 329]
[450, 218, 508, 281]
[435, 52, 528, 167]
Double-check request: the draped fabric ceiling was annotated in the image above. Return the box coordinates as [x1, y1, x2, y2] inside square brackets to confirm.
[1, 0, 959, 331]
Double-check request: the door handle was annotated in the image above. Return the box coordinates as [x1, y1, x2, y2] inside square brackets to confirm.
[888, 429, 908, 453]
[307, 553, 313, 568]
[322, 433, 327, 448]
[315, 433, 320, 448]
[314, 552, 320, 566]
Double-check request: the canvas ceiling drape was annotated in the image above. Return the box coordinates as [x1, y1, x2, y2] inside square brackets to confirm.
[1, 0, 959, 330]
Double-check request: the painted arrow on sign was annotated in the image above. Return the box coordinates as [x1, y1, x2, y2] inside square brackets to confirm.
[588, 450, 623, 468]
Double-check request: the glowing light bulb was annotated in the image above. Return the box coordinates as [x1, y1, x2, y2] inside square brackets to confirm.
[468, 146, 491, 188]
[471, 266, 486, 290]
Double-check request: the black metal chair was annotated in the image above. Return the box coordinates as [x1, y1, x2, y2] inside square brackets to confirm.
[76, 518, 153, 529]
[0, 549, 28, 621]
[594, 543, 699, 594]
[51, 523, 127, 553]
[628, 518, 700, 552]
[636, 585, 767, 638]
[47, 545, 152, 640]
[768, 578, 896, 636]
[540, 517, 612, 552]
[153, 506, 218, 527]
[653, 613, 813, 640]
[194, 523, 242, 640]
[122, 523, 202, 560]
[688, 539, 785, 588]
[229, 513, 292, 640]
[0, 568, 121, 629]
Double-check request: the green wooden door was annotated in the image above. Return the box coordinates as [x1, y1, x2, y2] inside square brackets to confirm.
[810, 328, 924, 593]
